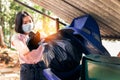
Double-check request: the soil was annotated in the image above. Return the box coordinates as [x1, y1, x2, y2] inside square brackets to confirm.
[0, 47, 20, 80]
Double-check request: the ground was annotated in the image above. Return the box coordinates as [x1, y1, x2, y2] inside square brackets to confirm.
[0, 47, 20, 80]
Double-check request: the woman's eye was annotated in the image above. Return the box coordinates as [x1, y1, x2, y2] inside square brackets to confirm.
[23, 21, 27, 24]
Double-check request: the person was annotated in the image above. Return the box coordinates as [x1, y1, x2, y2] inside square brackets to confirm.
[11, 11, 47, 80]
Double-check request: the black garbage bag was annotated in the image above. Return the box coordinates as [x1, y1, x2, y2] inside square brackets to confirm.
[43, 29, 83, 80]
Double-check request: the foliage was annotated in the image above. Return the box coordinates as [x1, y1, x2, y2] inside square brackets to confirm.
[0, 0, 25, 46]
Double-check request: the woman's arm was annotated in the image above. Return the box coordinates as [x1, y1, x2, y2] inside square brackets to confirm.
[12, 34, 45, 64]
[11, 34, 30, 55]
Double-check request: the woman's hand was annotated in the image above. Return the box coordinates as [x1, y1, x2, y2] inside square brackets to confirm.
[24, 45, 45, 64]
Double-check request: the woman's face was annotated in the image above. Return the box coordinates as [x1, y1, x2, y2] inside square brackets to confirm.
[22, 16, 34, 34]
[23, 16, 33, 24]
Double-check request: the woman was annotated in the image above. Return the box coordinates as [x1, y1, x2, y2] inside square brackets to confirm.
[11, 11, 47, 80]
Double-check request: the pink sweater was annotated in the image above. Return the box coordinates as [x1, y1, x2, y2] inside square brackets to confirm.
[11, 33, 44, 64]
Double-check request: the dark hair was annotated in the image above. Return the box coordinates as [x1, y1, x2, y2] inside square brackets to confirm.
[15, 11, 33, 34]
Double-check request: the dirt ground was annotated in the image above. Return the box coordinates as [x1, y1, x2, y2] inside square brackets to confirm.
[0, 67, 20, 80]
[0, 47, 20, 80]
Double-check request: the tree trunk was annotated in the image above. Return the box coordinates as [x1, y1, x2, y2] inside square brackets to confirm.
[0, 26, 6, 47]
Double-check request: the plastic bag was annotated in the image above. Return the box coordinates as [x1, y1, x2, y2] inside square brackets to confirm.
[43, 30, 83, 80]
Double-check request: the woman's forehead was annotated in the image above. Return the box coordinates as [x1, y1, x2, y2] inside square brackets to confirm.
[23, 16, 32, 22]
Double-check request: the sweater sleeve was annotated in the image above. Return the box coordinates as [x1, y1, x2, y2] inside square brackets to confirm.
[11, 34, 30, 55]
